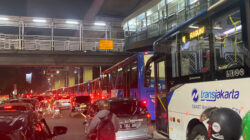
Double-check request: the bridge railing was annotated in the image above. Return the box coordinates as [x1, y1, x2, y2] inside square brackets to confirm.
[0, 34, 124, 52]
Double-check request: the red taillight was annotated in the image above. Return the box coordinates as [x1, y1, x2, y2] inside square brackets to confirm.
[147, 113, 151, 119]
[142, 100, 147, 106]
[4, 105, 13, 109]
[208, 123, 212, 138]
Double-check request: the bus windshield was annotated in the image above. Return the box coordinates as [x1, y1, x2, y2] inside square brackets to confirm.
[155, 7, 249, 81]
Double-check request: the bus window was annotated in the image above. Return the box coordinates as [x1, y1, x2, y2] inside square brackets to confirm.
[144, 54, 155, 82]
[116, 67, 124, 89]
[130, 61, 138, 88]
[157, 61, 166, 93]
[179, 20, 210, 76]
[213, 8, 248, 72]
[110, 70, 117, 89]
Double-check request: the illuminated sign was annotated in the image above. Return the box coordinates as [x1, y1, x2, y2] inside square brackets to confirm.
[117, 68, 123, 72]
[182, 36, 186, 43]
[99, 40, 113, 50]
[189, 26, 205, 39]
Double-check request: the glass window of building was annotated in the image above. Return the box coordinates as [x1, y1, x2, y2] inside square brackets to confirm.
[177, 0, 185, 12]
[146, 5, 159, 26]
[158, 0, 167, 20]
[128, 18, 136, 32]
[168, 0, 177, 17]
[136, 13, 147, 32]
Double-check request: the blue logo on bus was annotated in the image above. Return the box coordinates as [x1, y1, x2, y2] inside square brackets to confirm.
[192, 89, 199, 102]
[192, 89, 240, 102]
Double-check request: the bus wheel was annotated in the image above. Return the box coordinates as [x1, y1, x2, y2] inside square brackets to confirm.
[188, 124, 209, 140]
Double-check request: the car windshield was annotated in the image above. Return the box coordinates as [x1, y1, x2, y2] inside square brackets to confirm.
[75, 96, 90, 103]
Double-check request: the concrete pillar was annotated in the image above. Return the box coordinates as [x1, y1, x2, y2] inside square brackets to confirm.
[68, 68, 75, 87]
[53, 75, 65, 89]
[83, 66, 93, 82]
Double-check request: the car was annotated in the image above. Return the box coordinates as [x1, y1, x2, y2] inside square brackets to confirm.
[71, 96, 90, 113]
[57, 95, 71, 110]
[0, 103, 34, 111]
[84, 98, 153, 140]
[7, 98, 40, 111]
[0, 110, 67, 140]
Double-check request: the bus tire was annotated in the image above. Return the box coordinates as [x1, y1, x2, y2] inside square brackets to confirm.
[188, 124, 209, 140]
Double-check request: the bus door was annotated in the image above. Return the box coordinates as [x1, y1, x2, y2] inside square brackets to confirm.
[155, 58, 169, 135]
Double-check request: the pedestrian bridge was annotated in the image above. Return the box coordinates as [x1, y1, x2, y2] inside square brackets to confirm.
[0, 15, 130, 66]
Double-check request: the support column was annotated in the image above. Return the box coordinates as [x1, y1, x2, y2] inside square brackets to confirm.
[53, 75, 66, 90]
[68, 68, 76, 87]
[83, 66, 93, 82]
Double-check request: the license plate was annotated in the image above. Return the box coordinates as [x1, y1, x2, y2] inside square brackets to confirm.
[120, 123, 136, 129]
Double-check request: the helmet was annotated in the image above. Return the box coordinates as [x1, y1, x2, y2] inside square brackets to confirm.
[98, 100, 109, 110]
[209, 108, 242, 140]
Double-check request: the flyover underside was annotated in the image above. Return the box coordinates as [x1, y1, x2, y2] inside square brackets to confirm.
[0, 50, 133, 66]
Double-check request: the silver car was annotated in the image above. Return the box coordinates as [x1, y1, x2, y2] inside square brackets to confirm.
[85, 98, 153, 140]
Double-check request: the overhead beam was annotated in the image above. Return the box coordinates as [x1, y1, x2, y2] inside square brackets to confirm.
[0, 50, 133, 66]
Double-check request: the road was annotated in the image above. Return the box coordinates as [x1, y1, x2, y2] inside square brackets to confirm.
[45, 110, 87, 140]
[45, 109, 167, 140]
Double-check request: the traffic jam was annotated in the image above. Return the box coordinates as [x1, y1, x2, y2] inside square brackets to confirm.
[0, 92, 155, 140]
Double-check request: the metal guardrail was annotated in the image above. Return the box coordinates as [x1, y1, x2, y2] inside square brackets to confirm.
[0, 34, 124, 52]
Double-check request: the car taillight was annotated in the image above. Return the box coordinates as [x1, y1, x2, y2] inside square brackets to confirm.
[143, 100, 147, 105]
[208, 123, 212, 138]
[4, 105, 13, 109]
[147, 113, 151, 119]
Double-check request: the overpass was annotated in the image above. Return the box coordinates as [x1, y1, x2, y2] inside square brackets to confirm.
[0, 50, 132, 66]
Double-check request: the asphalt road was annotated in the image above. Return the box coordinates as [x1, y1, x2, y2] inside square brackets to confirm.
[45, 109, 167, 140]
[45, 110, 87, 140]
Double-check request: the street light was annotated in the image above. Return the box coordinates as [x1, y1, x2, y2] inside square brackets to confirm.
[94, 21, 106, 26]
[33, 19, 47, 23]
[0, 17, 9, 21]
[66, 20, 79, 24]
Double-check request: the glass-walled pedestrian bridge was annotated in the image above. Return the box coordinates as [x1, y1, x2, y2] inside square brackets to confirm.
[0, 16, 124, 52]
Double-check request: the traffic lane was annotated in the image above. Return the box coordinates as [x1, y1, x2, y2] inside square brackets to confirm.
[45, 109, 167, 140]
[45, 110, 87, 140]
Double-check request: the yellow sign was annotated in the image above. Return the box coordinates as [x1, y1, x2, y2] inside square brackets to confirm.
[189, 26, 205, 39]
[99, 40, 113, 50]
[182, 36, 186, 43]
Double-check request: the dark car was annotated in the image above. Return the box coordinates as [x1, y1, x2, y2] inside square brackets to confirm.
[84, 98, 153, 140]
[71, 96, 91, 113]
[0, 103, 33, 111]
[0, 110, 67, 140]
[7, 98, 40, 111]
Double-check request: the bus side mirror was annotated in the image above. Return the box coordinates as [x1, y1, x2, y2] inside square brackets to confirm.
[144, 68, 151, 87]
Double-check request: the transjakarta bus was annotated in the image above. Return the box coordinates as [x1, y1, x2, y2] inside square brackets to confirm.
[144, 0, 250, 139]
[100, 52, 157, 120]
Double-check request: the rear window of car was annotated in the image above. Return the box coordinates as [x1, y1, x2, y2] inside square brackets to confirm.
[110, 100, 147, 116]
[75, 96, 90, 103]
